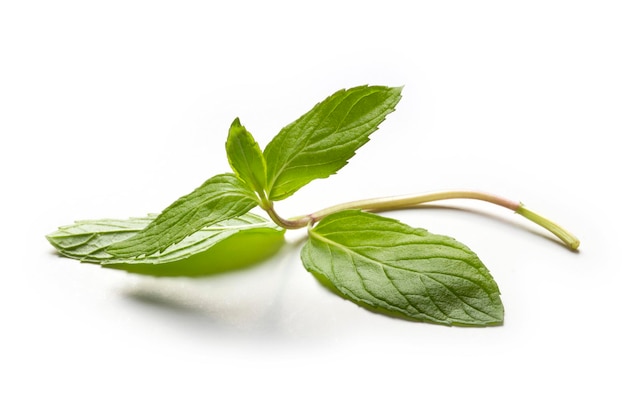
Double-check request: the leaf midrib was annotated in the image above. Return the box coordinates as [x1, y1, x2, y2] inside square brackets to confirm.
[266, 88, 381, 195]
[308, 227, 501, 321]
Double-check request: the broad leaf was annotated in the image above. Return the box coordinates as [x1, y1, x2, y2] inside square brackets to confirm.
[226, 118, 267, 196]
[106, 173, 258, 258]
[47, 212, 283, 265]
[264, 85, 402, 201]
[301, 211, 504, 326]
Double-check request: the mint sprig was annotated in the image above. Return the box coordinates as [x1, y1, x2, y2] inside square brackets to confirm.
[47, 85, 579, 327]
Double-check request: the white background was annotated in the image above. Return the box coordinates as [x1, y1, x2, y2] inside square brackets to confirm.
[1, 1, 625, 415]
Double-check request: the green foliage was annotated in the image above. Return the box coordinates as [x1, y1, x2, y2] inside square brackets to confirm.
[264, 85, 402, 201]
[106, 173, 258, 258]
[47, 84, 576, 326]
[47, 213, 282, 265]
[115, 228, 285, 277]
[226, 118, 267, 197]
[302, 211, 503, 326]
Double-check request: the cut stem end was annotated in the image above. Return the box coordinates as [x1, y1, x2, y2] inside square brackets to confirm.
[515, 204, 580, 251]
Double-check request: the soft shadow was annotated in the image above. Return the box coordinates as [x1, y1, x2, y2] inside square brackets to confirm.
[107, 230, 285, 278]
[121, 285, 247, 338]
[119, 240, 313, 341]
[127, 287, 208, 316]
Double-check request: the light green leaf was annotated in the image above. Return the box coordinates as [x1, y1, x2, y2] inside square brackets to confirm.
[264, 85, 402, 201]
[226, 118, 267, 196]
[47, 213, 283, 266]
[301, 211, 504, 326]
[47, 216, 154, 263]
[106, 173, 258, 258]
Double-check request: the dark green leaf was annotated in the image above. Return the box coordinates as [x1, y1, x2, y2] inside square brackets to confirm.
[106, 173, 258, 258]
[301, 210, 504, 326]
[264, 85, 402, 201]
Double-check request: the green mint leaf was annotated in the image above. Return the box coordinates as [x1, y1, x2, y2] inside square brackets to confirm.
[106, 173, 258, 258]
[47, 216, 155, 263]
[46, 213, 283, 265]
[226, 118, 267, 196]
[301, 210, 504, 326]
[264, 85, 403, 201]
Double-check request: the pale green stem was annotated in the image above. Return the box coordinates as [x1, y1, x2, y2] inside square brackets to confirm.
[515, 205, 580, 250]
[265, 204, 306, 230]
[308, 190, 519, 220]
[273, 190, 579, 250]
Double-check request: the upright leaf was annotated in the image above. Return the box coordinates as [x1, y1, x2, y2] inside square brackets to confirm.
[264, 85, 402, 201]
[226, 118, 267, 196]
[47, 213, 283, 265]
[106, 173, 258, 258]
[301, 211, 504, 326]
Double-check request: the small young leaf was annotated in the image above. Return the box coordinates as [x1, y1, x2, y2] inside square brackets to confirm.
[47, 213, 283, 265]
[264, 85, 402, 201]
[226, 118, 267, 196]
[301, 211, 504, 326]
[106, 173, 258, 258]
